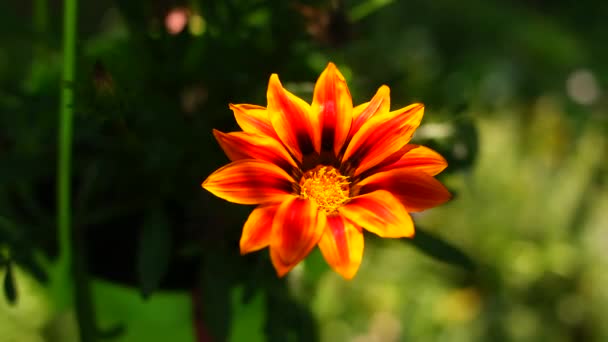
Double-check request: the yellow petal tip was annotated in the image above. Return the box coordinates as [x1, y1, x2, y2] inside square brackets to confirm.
[337, 269, 358, 280]
[269, 73, 280, 83]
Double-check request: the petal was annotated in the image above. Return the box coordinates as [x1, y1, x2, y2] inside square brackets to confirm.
[318, 215, 364, 280]
[213, 130, 298, 169]
[339, 190, 414, 238]
[270, 197, 327, 276]
[375, 144, 448, 176]
[269, 247, 294, 277]
[202, 160, 295, 205]
[240, 204, 279, 254]
[357, 169, 451, 212]
[311, 62, 353, 156]
[267, 74, 320, 161]
[343, 103, 424, 177]
[230, 104, 277, 139]
[350, 85, 390, 139]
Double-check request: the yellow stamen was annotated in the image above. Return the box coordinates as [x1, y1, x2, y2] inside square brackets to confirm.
[299, 165, 350, 214]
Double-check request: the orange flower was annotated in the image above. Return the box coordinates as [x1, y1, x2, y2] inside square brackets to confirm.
[202, 63, 451, 279]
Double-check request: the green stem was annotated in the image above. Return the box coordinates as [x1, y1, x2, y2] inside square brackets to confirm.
[57, 0, 77, 295]
[58, 0, 97, 341]
[349, 0, 394, 22]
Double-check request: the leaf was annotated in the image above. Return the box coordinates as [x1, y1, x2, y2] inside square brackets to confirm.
[96, 323, 126, 340]
[136, 208, 172, 299]
[13, 250, 47, 283]
[446, 119, 479, 172]
[199, 252, 234, 342]
[264, 278, 318, 342]
[3, 261, 17, 305]
[407, 227, 476, 271]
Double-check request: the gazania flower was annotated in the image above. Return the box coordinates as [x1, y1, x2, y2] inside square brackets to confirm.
[202, 63, 451, 279]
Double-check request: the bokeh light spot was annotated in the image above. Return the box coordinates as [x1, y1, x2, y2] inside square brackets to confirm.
[566, 68, 600, 105]
[188, 14, 206, 36]
[165, 8, 189, 35]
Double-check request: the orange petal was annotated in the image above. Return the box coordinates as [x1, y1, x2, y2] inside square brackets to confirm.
[318, 215, 364, 280]
[267, 74, 320, 161]
[339, 190, 414, 238]
[375, 144, 447, 176]
[343, 103, 424, 177]
[230, 104, 277, 139]
[213, 130, 298, 169]
[269, 247, 294, 277]
[311, 63, 353, 156]
[357, 169, 451, 212]
[240, 204, 279, 254]
[270, 197, 327, 276]
[350, 85, 390, 139]
[202, 160, 295, 205]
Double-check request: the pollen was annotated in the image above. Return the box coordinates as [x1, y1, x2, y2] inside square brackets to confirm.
[299, 165, 350, 214]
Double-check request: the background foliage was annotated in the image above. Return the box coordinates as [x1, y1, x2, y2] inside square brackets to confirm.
[1, 0, 607, 341]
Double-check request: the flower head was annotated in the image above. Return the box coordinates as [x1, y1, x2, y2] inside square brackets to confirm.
[202, 63, 451, 279]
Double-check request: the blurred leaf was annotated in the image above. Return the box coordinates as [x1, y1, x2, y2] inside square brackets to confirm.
[200, 253, 234, 342]
[97, 322, 126, 340]
[264, 278, 318, 342]
[0, 216, 47, 282]
[230, 286, 265, 342]
[407, 227, 476, 271]
[0, 215, 18, 242]
[13, 248, 48, 283]
[137, 208, 172, 299]
[444, 118, 479, 173]
[92, 280, 195, 342]
[3, 261, 17, 305]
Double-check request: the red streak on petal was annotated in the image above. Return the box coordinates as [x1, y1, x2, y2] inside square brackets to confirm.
[268, 75, 316, 159]
[271, 198, 326, 268]
[328, 215, 349, 262]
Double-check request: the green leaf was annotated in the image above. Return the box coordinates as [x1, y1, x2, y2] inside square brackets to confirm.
[264, 279, 318, 342]
[199, 251, 237, 342]
[446, 119, 479, 172]
[3, 261, 17, 305]
[407, 227, 476, 271]
[96, 323, 126, 340]
[136, 208, 172, 299]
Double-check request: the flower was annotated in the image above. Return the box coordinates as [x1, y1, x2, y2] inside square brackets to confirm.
[202, 63, 451, 279]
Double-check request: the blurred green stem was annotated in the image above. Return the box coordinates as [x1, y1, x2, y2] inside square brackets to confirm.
[349, 0, 394, 22]
[57, 0, 77, 305]
[58, 0, 97, 341]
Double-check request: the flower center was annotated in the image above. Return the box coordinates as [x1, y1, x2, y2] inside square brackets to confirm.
[299, 165, 350, 214]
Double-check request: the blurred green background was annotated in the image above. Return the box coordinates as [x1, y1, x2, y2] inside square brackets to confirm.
[1, 0, 607, 341]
